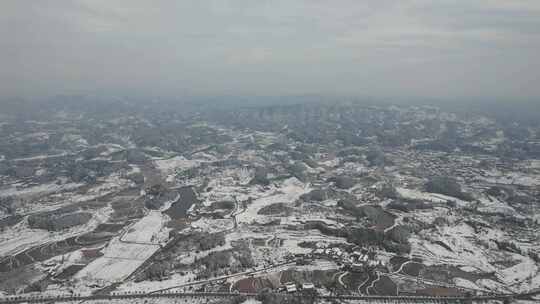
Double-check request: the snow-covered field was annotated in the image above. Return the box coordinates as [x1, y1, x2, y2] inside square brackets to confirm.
[121, 211, 169, 244]
[412, 223, 498, 271]
[481, 170, 540, 187]
[0, 181, 83, 199]
[0, 206, 112, 257]
[154, 156, 199, 173]
[396, 187, 469, 207]
[74, 211, 168, 286]
[411, 222, 539, 293]
[190, 217, 234, 233]
[74, 241, 158, 283]
[236, 177, 309, 225]
[476, 196, 518, 215]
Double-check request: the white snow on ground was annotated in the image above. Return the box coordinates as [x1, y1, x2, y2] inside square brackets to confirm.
[58, 174, 134, 206]
[0, 228, 51, 257]
[122, 211, 169, 244]
[280, 239, 312, 255]
[320, 158, 339, 168]
[61, 134, 89, 148]
[411, 223, 496, 272]
[237, 167, 254, 185]
[154, 156, 199, 173]
[301, 259, 340, 271]
[453, 278, 481, 290]
[396, 187, 469, 207]
[202, 182, 263, 205]
[0, 181, 83, 199]
[84, 174, 134, 197]
[481, 170, 540, 187]
[0, 174, 134, 214]
[497, 256, 538, 289]
[190, 217, 234, 233]
[20, 131, 49, 141]
[236, 177, 309, 225]
[529, 160, 540, 169]
[208, 168, 254, 188]
[460, 266, 478, 272]
[75, 240, 158, 286]
[477, 195, 517, 215]
[5, 174, 132, 218]
[531, 271, 540, 290]
[117, 272, 196, 293]
[282, 216, 342, 229]
[9, 152, 70, 162]
[411, 221, 540, 293]
[237, 150, 266, 164]
[409, 207, 456, 225]
[154, 156, 200, 182]
[191, 151, 218, 162]
[40, 249, 85, 276]
[0, 206, 112, 257]
[99, 144, 126, 156]
[75, 211, 169, 286]
[229, 227, 348, 267]
[476, 278, 513, 293]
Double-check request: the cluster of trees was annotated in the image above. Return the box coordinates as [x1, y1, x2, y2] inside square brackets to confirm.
[346, 226, 411, 255]
[365, 148, 386, 167]
[327, 176, 356, 189]
[27, 211, 92, 231]
[206, 103, 458, 149]
[198, 232, 226, 251]
[376, 183, 399, 199]
[301, 189, 330, 202]
[0, 196, 15, 216]
[425, 176, 473, 201]
[250, 167, 270, 186]
[337, 201, 396, 229]
[143, 262, 170, 281]
[257, 203, 292, 216]
[0, 214, 23, 232]
[131, 122, 233, 154]
[493, 240, 522, 254]
[301, 216, 411, 255]
[387, 199, 433, 212]
[304, 221, 347, 238]
[0, 153, 121, 186]
[195, 243, 254, 280]
[464, 220, 491, 234]
[68, 159, 117, 183]
[287, 162, 308, 182]
[144, 184, 178, 210]
[529, 251, 540, 263]
[196, 251, 232, 279]
[494, 241, 540, 264]
[0, 135, 51, 160]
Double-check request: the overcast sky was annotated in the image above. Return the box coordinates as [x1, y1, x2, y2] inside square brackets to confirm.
[2, 0, 540, 100]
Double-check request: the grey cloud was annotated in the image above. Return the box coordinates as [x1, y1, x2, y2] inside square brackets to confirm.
[1, 0, 539, 100]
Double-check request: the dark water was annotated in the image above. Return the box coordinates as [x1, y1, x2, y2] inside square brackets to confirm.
[164, 186, 199, 219]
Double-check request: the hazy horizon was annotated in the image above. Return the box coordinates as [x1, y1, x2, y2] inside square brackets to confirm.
[3, 1, 540, 101]
[2, 3, 540, 297]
